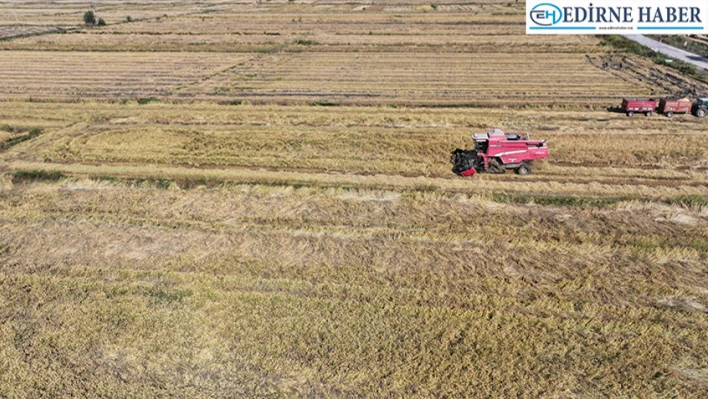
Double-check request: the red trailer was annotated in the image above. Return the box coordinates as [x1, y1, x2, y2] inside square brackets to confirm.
[621, 98, 658, 117]
[658, 98, 692, 117]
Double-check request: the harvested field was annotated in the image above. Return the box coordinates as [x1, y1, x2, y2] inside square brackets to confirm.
[0, 51, 678, 105]
[0, 0, 207, 27]
[2, 2, 706, 105]
[186, 52, 652, 105]
[1, 0, 708, 397]
[0, 51, 248, 101]
[3, 102, 708, 172]
[0, 25, 60, 39]
[1, 176, 707, 397]
[1, 29, 599, 54]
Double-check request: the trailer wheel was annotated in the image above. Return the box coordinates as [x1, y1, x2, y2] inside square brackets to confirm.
[516, 163, 531, 176]
[698, 109, 706, 118]
[666, 112, 673, 118]
[645, 111, 653, 117]
[626, 112, 634, 117]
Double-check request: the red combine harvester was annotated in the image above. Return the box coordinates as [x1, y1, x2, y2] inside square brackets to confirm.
[450, 129, 548, 176]
[621, 98, 658, 117]
[658, 98, 692, 117]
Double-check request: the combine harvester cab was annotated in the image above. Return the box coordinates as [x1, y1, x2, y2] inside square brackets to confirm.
[451, 129, 548, 176]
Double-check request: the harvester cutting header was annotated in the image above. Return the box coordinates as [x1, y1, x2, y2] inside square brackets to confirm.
[451, 129, 548, 176]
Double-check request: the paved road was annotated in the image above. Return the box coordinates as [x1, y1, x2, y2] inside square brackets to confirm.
[622, 35, 708, 71]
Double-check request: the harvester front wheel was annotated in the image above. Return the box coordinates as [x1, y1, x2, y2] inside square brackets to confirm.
[516, 163, 531, 175]
[488, 159, 505, 174]
[626, 112, 633, 117]
[645, 111, 653, 117]
[666, 112, 673, 118]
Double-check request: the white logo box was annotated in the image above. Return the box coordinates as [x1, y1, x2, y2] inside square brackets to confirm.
[526, 0, 708, 34]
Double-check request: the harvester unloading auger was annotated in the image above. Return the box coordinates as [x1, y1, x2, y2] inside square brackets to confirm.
[451, 129, 548, 176]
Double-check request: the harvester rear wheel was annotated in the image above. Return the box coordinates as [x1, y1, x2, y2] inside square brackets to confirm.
[626, 112, 634, 117]
[645, 111, 653, 117]
[516, 163, 531, 175]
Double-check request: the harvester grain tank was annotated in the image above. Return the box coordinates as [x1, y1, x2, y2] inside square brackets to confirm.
[451, 129, 548, 176]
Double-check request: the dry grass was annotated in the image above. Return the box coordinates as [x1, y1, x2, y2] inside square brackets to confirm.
[2, 102, 708, 397]
[1, 180, 707, 397]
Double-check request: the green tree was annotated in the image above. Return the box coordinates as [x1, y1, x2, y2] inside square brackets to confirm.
[83, 10, 96, 25]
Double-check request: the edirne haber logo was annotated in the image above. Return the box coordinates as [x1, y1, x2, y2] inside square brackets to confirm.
[526, 0, 708, 34]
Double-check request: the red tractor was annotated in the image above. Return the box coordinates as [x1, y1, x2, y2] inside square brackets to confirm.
[451, 129, 548, 176]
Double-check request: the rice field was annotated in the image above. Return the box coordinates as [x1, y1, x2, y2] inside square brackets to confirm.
[1, 1, 704, 105]
[1, 0, 708, 397]
[0, 51, 248, 101]
[0, 0, 207, 27]
[0, 51, 684, 104]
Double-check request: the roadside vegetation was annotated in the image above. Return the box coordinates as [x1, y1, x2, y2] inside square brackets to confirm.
[600, 35, 708, 84]
[649, 35, 708, 58]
